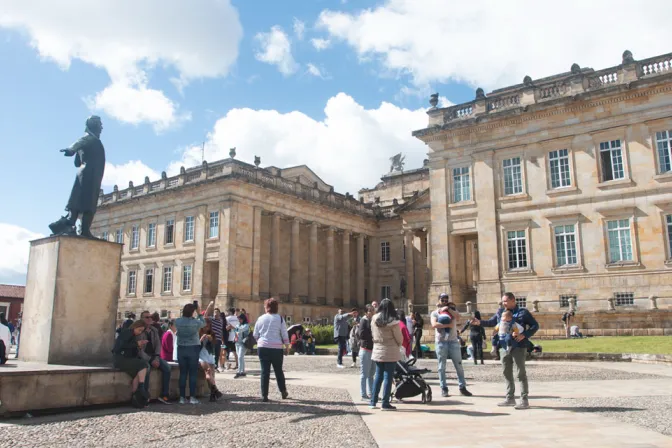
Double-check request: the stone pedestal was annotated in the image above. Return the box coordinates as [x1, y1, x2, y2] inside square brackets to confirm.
[20, 235, 122, 366]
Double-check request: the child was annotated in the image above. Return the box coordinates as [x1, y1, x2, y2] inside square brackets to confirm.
[495, 310, 524, 354]
[436, 306, 454, 339]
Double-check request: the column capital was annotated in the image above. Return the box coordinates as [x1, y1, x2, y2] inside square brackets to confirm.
[292, 217, 302, 224]
[342, 229, 351, 238]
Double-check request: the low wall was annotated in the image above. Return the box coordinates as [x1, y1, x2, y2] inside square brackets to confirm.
[0, 362, 208, 416]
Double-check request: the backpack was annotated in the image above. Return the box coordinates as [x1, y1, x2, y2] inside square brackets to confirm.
[350, 324, 360, 347]
[244, 332, 256, 350]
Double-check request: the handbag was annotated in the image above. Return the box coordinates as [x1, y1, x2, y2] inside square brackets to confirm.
[244, 332, 256, 350]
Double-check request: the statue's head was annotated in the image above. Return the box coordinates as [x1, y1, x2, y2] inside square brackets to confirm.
[85, 115, 103, 137]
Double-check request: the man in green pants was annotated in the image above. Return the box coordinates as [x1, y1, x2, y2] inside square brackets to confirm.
[472, 292, 539, 410]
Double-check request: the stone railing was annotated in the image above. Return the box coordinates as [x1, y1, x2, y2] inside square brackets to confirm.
[98, 159, 375, 218]
[419, 50, 672, 131]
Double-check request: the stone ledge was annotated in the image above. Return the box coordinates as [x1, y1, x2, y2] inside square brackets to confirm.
[532, 352, 672, 365]
[0, 362, 208, 416]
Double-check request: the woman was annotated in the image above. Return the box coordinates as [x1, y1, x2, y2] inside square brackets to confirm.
[199, 318, 223, 401]
[234, 313, 250, 378]
[460, 311, 486, 365]
[412, 312, 424, 359]
[160, 320, 176, 362]
[112, 320, 150, 408]
[396, 309, 412, 362]
[370, 299, 403, 411]
[253, 298, 290, 402]
[175, 301, 212, 404]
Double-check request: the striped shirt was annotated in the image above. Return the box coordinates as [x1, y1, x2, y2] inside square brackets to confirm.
[253, 313, 289, 349]
[211, 316, 224, 341]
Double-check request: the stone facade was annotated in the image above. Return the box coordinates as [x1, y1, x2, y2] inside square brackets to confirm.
[413, 50, 672, 314]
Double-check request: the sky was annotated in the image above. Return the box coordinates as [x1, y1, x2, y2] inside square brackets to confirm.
[1, 0, 671, 285]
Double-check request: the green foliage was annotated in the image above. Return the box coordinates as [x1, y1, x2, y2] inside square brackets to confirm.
[307, 324, 335, 345]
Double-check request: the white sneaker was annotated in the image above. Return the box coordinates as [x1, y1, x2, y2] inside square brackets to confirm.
[350, 363, 357, 368]
[189, 397, 200, 405]
[336, 364, 345, 369]
[179, 397, 187, 404]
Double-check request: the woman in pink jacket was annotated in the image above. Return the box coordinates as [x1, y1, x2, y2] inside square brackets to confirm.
[396, 310, 412, 360]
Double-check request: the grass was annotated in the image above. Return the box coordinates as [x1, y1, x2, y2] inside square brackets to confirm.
[321, 336, 672, 355]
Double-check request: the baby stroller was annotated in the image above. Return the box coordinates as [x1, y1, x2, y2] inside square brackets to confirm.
[393, 357, 433, 404]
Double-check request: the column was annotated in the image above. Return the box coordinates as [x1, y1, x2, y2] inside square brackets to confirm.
[192, 206, 207, 300]
[404, 229, 415, 304]
[342, 230, 351, 305]
[356, 234, 366, 307]
[326, 227, 335, 305]
[429, 165, 451, 296]
[369, 236, 378, 303]
[308, 222, 318, 300]
[474, 152, 500, 306]
[290, 217, 301, 299]
[251, 206, 262, 300]
[270, 213, 281, 297]
[217, 201, 238, 308]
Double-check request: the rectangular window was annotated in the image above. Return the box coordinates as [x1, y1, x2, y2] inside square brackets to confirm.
[147, 223, 156, 247]
[554, 224, 577, 266]
[503, 157, 523, 196]
[162, 266, 173, 293]
[516, 296, 527, 308]
[667, 215, 672, 258]
[655, 130, 672, 173]
[127, 270, 136, 295]
[381, 241, 390, 262]
[607, 219, 633, 263]
[182, 265, 192, 291]
[209, 211, 219, 238]
[380, 285, 391, 300]
[101, 231, 108, 241]
[165, 219, 175, 245]
[160, 310, 168, 318]
[549, 149, 571, 188]
[452, 166, 471, 202]
[600, 139, 625, 181]
[131, 225, 139, 249]
[363, 243, 368, 264]
[559, 295, 576, 308]
[614, 292, 634, 307]
[144, 269, 154, 294]
[184, 216, 195, 242]
[116, 228, 123, 244]
[506, 230, 528, 269]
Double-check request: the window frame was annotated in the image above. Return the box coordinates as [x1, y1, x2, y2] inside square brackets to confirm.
[127, 270, 137, 296]
[500, 220, 533, 276]
[380, 241, 391, 263]
[184, 215, 195, 243]
[654, 129, 672, 175]
[546, 214, 584, 273]
[164, 218, 175, 246]
[144, 267, 155, 295]
[115, 227, 124, 244]
[497, 153, 529, 201]
[451, 165, 472, 204]
[147, 222, 157, 248]
[130, 225, 140, 250]
[614, 292, 635, 307]
[209, 211, 219, 239]
[101, 231, 108, 241]
[515, 296, 527, 309]
[380, 285, 391, 300]
[606, 218, 634, 264]
[162, 265, 173, 294]
[182, 264, 193, 292]
[592, 130, 632, 189]
[546, 148, 576, 192]
[598, 207, 640, 269]
[559, 294, 576, 309]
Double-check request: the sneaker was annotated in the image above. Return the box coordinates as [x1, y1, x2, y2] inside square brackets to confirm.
[361, 395, 370, 401]
[515, 399, 530, 410]
[441, 388, 449, 398]
[368, 404, 377, 409]
[157, 396, 171, 405]
[233, 373, 241, 379]
[350, 363, 357, 368]
[336, 364, 345, 369]
[179, 397, 187, 405]
[381, 405, 397, 411]
[497, 398, 516, 407]
[459, 387, 473, 397]
[262, 397, 269, 402]
[281, 390, 289, 399]
[189, 397, 200, 405]
[240, 372, 247, 376]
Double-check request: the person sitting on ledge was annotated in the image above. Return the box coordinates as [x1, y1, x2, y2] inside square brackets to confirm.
[138, 311, 171, 405]
[112, 320, 150, 408]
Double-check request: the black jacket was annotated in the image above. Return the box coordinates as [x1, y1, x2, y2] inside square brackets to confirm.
[460, 322, 486, 339]
[357, 316, 374, 351]
[113, 328, 140, 358]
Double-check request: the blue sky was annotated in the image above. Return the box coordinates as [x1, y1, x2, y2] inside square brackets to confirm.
[1, 0, 670, 284]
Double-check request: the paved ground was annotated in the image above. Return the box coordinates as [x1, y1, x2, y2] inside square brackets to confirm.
[1, 355, 671, 448]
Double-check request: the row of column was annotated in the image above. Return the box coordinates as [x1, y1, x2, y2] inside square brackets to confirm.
[270, 213, 371, 307]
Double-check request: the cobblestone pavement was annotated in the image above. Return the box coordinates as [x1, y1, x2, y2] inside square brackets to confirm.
[0, 380, 375, 448]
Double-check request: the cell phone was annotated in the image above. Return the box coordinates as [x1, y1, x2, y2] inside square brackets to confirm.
[193, 300, 199, 309]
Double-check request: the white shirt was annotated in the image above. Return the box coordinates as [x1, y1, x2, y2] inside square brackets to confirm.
[570, 325, 580, 336]
[226, 315, 239, 342]
[406, 316, 413, 331]
[0, 324, 10, 353]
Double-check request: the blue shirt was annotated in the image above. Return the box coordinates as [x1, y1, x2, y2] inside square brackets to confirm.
[175, 315, 205, 346]
[480, 306, 539, 349]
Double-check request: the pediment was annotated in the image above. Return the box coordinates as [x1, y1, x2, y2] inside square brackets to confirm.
[279, 165, 332, 192]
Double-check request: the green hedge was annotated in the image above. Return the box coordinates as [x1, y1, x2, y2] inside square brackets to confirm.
[307, 324, 335, 345]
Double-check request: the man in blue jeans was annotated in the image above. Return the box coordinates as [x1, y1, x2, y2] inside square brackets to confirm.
[334, 308, 358, 368]
[431, 294, 473, 398]
[138, 311, 171, 404]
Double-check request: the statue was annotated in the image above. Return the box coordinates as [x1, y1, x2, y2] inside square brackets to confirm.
[400, 277, 407, 297]
[48, 116, 106, 238]
[389, 152, 406, 173]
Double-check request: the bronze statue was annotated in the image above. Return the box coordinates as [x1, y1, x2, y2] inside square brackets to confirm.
[389, 152, 406, 173]
[49, 116, 106, 238]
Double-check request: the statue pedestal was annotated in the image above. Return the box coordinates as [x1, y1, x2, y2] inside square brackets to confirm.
[19, 235, 122, 365]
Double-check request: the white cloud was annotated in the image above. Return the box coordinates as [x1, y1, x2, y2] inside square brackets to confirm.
[311, 38, 331, 51]
[102, 160, 161, 189]
[306, 63, 326, 79]
[438, 96, 453, 108]
[0, 223, 43, 283]
[293, 18, 305, 40]
[317, 0, 672, 89]
[0, 0, 242, 128]
[254, 26, 298, 75]
[166, 93, 428, 195]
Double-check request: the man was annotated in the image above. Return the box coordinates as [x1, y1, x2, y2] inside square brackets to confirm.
[357, 304, 375, 400]
[334, 308, 358, 368]
[151, 312, 164, 338]
[210, 308, 224, 372]
[430, 293, 472, 398]
[224, 308, 239, 370]
[303, 328, 316, 355]
[49, 115, 106, 238]
[138, 311, 171, 404]
[472, 292, 539, 410]
[371, 301, 379, 311]
[562, 311, 574, 339]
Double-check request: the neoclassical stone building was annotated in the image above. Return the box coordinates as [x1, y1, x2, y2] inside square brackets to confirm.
[93, 50, 672, 328]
